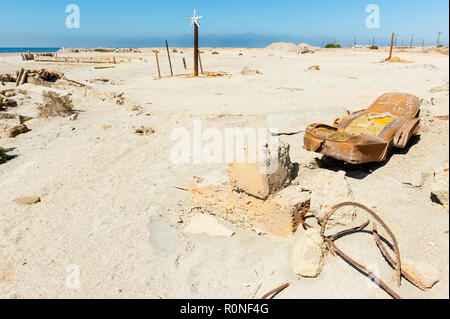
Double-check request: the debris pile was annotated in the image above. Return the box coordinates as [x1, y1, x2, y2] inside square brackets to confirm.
[189, 142, 311, 238]
[0, 68, 65, 87]
[37, 91, 74, 118]
[240, 66, 262, 75]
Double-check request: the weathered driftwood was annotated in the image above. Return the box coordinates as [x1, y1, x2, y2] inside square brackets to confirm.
[33, 56, 117, 64]
[21, 52, 56, 61]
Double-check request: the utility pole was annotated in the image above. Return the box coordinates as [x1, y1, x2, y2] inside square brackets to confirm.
[372, 36, 375, 46]
[410, 34, 414, 48]
[188, 10, 203, 77]
[437, 32, 442, 47]
[394, 33, 398, 47]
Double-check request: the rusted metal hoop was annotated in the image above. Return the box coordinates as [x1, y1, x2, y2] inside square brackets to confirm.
[320, 202, 402, 287]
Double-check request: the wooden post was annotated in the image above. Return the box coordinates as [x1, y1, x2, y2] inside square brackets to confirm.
[422, 40, 425, 49]
[165, 40, 173, 76]
[394, 34, 398, 47]
[410, 34, 414, 48]
[194, 24, 199, 76]
[437, 32, 442, 48]
[388, 32, 395, 60]
[182, 57, 187, 70]
[154, 51, 161, 78]
[372, 36, 375, 46]
[198, 51, 204, 75]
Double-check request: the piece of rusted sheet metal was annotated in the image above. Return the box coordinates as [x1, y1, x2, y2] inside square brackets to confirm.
[303, 92, 421, 164]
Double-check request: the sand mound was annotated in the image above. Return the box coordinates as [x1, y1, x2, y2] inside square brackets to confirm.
[266, 42, 298, 50]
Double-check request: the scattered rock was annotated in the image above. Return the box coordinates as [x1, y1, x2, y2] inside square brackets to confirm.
[68, 114, 78, 121]
[18, 115, 33, 124]
[7, 124, 30, 138]
[14, 196, 41, 205]
[133, 126, 155, 136]
[399, 170, 426, 187]
[292, 228, 328, 278]
[127, 105, 143, 112]
[402, 259, 440, 289]
[307, 65, 320, 71]
[431, 168, 449, 207]
[240, 66, 262, 75]
[184, 214, 235, 237]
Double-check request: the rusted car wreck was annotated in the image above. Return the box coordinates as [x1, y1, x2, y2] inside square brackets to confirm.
[303, 92, 421, 164]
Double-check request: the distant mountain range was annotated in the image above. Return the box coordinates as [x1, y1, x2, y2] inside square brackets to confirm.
[111, 33, 345, 48]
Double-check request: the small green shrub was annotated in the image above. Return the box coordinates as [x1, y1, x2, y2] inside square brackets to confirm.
[0, 147, 10, 164]
[437, 44, 444, 48]
[325, 43, 342, 48]
[369, 45, 379, 50]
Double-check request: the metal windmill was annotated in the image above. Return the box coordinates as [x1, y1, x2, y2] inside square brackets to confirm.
[188, 10, 203, 76]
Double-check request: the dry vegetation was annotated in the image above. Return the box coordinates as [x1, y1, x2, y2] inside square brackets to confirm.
[37, 91, 74, 118]
[0, 146, 9, 163]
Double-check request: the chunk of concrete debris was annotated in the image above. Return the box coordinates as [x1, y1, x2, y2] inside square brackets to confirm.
[431, 168, 449, 207]
[14, 196, 41, 205]
[7, 124, 30, 138]
[184, 214, 235, 237]
[295, 168, 356, 227]
[399, 170, 426, 187]
[266, 106, 348, 135]
[292, 228, 328, 278]
[228, 142, 294, 200]
[402, 259, 440, 289]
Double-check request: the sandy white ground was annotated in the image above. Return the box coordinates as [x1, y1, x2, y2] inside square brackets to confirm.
[0, 46, 448, 299]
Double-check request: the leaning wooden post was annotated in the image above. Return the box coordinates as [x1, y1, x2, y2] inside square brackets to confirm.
[165, 40, 173, 76]
[182, 57, 187, 70]
[153, 50, 161, 78]
[388, 32, 395, 60]
[198, 51, 204, 75]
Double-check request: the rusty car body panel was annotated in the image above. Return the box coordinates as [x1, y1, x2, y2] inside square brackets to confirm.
[303, 93, 421, 164]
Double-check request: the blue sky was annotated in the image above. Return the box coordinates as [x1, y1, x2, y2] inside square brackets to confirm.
[0, 0, 448, 47]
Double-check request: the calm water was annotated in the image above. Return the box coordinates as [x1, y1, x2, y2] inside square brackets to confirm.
[0, 48, 60, 53]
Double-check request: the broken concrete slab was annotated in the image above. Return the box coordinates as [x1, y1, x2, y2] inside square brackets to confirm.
[266, 106, 348, 135]
[292, 228, 328, 278]
[188, 182, 311, 238]
[184, 214, 235, 237]
[228, 142, 294, 200]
